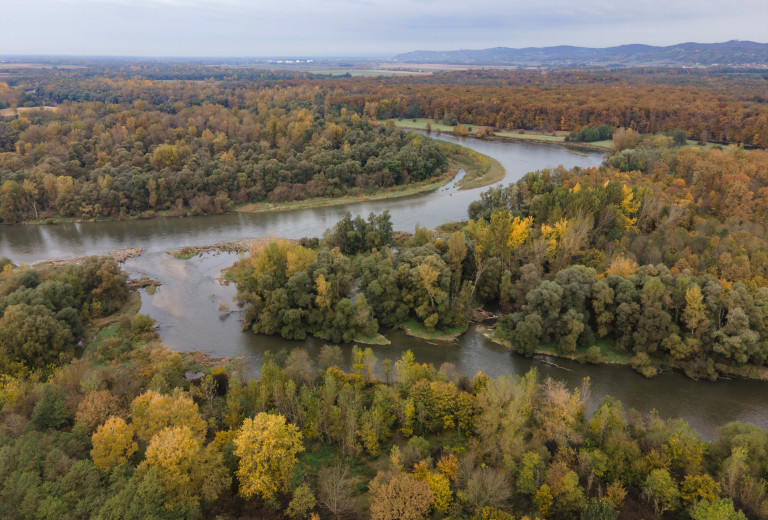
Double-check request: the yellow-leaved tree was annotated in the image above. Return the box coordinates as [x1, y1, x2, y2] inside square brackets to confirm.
[142, 426, 230, 510]
[234, 412, 304, 501]
[130, 389, 206, 442]
[91, 416, 138, 472]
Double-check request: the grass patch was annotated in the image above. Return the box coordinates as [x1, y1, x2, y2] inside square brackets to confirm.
[173, 247, 196, 260]
[353, 334, 391, 345]
[401, 318, 466, 341]
[439, 142, 506, 190]
[238, 170, 458, 215]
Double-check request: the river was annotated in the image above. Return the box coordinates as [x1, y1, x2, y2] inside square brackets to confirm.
[2, 134, 766, 439]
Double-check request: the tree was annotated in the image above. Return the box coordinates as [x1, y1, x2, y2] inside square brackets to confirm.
[317, 465, 355, 519]
[76, 390, 122, 432]
[683, 285, 709, 337]
[142, 426, 230, 510]
[31, 384, 73, 430]
[644, 468, 680, 517]
[517, 451, 545, 495]
[286, 484, 316, 519]
[130, 390, 207, 442]
[680, 474, 720, 508]
[95, 468, 173, 520]
[369, 472, 433, 520]
[581, 498, 619, 520]
[0, 304, 75, 369]
[234, 412, 304, 501]
[91, 417, 138, 472]
[690, 498, 748, 520]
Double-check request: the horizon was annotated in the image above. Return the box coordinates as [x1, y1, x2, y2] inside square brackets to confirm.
[2, 0, 767, 57]
[1, 40, 766, 62]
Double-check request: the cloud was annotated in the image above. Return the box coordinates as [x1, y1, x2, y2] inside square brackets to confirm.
[1, 0, 766, 56]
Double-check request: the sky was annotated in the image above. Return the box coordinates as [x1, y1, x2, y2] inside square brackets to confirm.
[2, 0, 767, 57]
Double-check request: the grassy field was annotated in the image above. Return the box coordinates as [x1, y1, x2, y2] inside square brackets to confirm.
[380, 118, 613, 150]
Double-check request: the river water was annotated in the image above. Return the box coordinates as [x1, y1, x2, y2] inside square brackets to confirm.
[2, 135, 766, 439]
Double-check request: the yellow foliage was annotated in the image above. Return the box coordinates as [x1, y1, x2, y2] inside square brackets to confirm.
[143, 426, 230, 509]
[509, 216, 534, 249]
[315, 273, 332, 310]
[436, 453, 460, 483]
[130, 389, 206, 442]
[605, 256, 638, 278]
[413, 461, 452, 513]
[540, 219, 569, 255]
[91, 416, 138, 472]
[620, 185, 640, 230]
[680, 474, 720, 508]
[250, 239, 317, 281]
[234, 412, 304, 501]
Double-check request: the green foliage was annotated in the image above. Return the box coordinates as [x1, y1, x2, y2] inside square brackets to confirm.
[690, 499, 748, 520]
[568, 124, 613, 143]
[31, 384, 72, 430]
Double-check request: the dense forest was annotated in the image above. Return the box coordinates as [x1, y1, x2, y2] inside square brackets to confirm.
[0, 260, 764, 520]
[2, 61, 768, 519]
[231, 133, 768, 380]
[0, 83, 447, 222]
[2, 65, 768, 223]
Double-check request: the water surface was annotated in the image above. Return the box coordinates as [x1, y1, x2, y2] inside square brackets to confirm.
[3, 136, 765, 439]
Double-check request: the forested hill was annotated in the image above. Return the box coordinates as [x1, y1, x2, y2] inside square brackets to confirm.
[394, 41, 768, 67]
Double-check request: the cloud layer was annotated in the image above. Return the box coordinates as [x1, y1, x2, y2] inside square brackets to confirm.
[2, 0, 766, 56]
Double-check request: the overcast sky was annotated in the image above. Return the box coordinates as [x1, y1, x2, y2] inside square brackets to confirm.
[2, 0, 767, 57]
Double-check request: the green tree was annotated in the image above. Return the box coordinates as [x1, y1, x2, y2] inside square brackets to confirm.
[0, 304, 75, 369]
[644, 468, 680, 517]
[690, 498, 748, 520]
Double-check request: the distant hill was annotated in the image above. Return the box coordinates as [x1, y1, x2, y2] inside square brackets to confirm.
[393, 41, 768, 67]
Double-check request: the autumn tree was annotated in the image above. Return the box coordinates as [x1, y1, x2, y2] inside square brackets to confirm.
[142, 426, 230, 510]
[91, 417, 138, 472]
[369, 472, 433, 520]
[234, 412, 304, 501]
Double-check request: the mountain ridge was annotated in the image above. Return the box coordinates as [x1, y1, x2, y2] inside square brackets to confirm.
[393, 41, 768, 67]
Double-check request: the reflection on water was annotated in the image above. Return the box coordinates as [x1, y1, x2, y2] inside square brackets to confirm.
[3, 137, 767, 439]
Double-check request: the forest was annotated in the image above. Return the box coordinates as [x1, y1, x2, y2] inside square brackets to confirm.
[0, 84, 447, 223]
[231, 132, 768, 381]
[2, 61, 768, 519]
[2, 65, 768, 224]
[0, 259, 764, 520]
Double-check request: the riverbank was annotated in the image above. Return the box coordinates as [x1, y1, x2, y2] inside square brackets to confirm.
[237, 144, 504, 215]
[484, 326, 768, 382]
[11, 141, 503, 227]
[33, 247, 143, 268]
[238, 168, 457, 215]
[380, 118, 614, 152]
[167, 238, 298, 259]
[401, 319, 465, 342]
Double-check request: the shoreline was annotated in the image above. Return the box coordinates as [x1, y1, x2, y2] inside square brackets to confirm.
[382, 118, 613, 152]
[6, 142, 503, 227]
[483, 326, 768, 382]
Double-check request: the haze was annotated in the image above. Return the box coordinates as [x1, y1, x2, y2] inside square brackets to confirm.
[2, 0, 767, 57]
